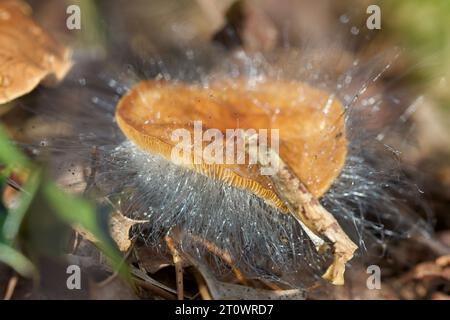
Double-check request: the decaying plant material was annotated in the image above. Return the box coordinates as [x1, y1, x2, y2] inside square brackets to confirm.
[0, 0, 72, 104]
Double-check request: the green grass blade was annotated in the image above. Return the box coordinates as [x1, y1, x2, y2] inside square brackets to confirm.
[0, 243, 36, 278]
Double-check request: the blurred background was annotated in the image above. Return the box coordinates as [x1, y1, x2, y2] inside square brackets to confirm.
[26, 0, 450, 158]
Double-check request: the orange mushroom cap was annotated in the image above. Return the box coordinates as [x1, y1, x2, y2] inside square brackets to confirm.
[116, 79, 347, 211]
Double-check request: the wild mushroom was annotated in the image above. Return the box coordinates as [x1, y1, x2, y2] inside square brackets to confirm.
[0, 0, 72, 105]
[115, 79, 357, 285]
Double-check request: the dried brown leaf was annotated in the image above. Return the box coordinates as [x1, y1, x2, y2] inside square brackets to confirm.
[75, 209, 146, 253]
[0, 0, 72, 104]
[109, 210, 146, 252]
[185, 252, 305, 300]
[89, 277, 137, 300]
[134, 246, 172, 274]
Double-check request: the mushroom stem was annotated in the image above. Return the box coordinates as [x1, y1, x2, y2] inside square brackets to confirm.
[245, 133, 357, 285]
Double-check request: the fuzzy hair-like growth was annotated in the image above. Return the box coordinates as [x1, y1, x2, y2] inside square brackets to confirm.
[16, 47, 431, 287]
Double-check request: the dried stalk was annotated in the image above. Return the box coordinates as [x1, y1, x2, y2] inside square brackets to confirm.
[165, 235, 184, 300]
[186, 233, 247, 285]
[3, 274, 18, 300]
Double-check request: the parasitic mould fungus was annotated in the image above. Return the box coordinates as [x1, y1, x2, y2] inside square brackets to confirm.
[116, 79, 357, 285]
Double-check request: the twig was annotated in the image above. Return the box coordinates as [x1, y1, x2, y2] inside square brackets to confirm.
[165, 234, 184, 300]
[187, 233, 248, 285]
[412, 233, 450, 256]
[70, 230, 81, 254]
[131, 267, 179, 296]
[259, 278, 283, 291]
[192, 270, 212, 300]
[134, 279, 177, 300]
[3, 274, 18, 300]
[97, 241, 134, 287]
